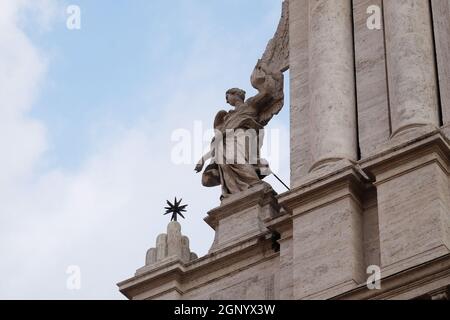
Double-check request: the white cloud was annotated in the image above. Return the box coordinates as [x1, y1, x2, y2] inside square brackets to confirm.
[0, 1, 49, 190]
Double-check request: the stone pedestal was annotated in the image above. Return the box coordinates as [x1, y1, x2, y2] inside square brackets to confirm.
[205, 182, 280, 253]
[279, 166, 367, 299]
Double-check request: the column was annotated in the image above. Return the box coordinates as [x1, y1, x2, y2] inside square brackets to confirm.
[309, 0, 357, 171]
[384, 0, 439, 137]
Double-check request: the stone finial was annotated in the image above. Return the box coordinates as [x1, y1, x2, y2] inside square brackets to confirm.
[145, 248, 157, 265]
[144, 221, 197, 267]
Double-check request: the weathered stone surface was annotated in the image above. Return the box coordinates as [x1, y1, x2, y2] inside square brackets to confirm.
[290, 0, 357, 185]
[118, 234, 280, 300]
[361, 188, 381, 268]
[156, 234, 167, 261]
[273, 221, 293, 300]
[335, 254, 450, 300]
[431, 0, 450, 127]
[185, 260, 278, 300]
[308, 0, 357, 171]
[137, 221, 198, 276]
[354, 0, 391, 158]
[181, 236, 191, 262]
[167, 221, 182, 258]
[280, 167, 367, 299]
[384, 0, 439, 137]
[289, 0, 311, 187]
[145, 248, 157, 265]
[205, 182, 279, 252]
[364, 134, 450, 277]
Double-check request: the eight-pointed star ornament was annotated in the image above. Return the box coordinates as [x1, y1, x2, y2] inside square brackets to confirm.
[164, 197, 188, 222]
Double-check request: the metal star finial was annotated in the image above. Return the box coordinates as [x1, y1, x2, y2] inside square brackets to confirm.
[164, 197, 187, 222]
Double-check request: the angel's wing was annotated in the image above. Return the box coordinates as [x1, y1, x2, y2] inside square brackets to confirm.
[247, 60, 284, 126]
[249, 0, 287, 125]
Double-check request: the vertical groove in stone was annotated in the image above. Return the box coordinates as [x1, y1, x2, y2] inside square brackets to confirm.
[430, 0, 450, 126]
[354, 0, 391, 158]
[428, 0, 443, 127]
[381, 0, 393, 136]
[350, 0, 362, 161]
[309, 0, 357, 171]
[289, 0, 311, 186]
[384, 0, 439, 137]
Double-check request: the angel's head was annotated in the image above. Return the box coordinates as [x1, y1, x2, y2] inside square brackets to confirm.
[226, 88, 246, 107]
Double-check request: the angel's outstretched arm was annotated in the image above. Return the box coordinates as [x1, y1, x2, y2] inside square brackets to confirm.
[195, 132, 223, 173]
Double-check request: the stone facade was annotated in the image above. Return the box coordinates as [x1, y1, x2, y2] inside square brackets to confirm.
[117, 0, 450, 300]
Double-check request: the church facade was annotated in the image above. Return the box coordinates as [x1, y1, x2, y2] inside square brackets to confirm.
[117, 0, 450, 300]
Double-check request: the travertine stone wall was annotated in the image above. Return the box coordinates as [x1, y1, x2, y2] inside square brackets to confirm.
[289, 0, 311, 187]
[183, 256, 279, 300]
[309, 0, 357, 171]
[204, 182, 278, 252]
[384, 0, 439, 137]
[369, 140, 450, 276]
[431, 0, 450, 127]
[379, 164, 449, 266]
[167, 222, 182, 258]
[353, 0, 391, 157]
[278, 229, 293, 299]
[290, 0, 357, 185]
[282, 170, 366, 299]
[156, 234, 167, 261]
[142, 221, 197, 271]
[293, 197, 365, 299]
[292, 0, 450, 178]
[361, 187, 381, 268]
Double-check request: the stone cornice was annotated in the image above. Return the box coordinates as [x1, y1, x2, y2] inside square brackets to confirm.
[117, 234, 277, 300]
[333, 254, 450, 300]
[359, 131, 450, 185]
[278, 166, 366, 218]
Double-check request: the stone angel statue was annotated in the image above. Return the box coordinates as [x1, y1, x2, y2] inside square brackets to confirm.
[195, 60, 284, 200]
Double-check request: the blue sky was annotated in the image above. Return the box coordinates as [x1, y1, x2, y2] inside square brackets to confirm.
[0, 0, 289, 299]
[30, 0, 289, 170]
